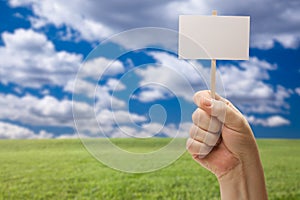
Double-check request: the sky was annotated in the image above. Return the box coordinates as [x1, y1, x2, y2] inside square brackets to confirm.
[0, 0, 299, 139]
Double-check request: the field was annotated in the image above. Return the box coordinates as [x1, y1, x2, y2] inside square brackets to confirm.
[0, 139, 299, 200]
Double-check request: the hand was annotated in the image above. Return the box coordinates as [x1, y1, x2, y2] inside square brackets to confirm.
[186, 90, 267, 199]
[186, 90, 257, 177]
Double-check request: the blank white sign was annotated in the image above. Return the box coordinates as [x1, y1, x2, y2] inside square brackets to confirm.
[179, 15, 250, 60]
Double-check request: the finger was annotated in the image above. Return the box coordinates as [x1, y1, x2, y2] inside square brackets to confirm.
[190, 124, 220, 146]
[193, 90, 223, 103]
[194, 90, 237, 112]
[194, 93, 246, 131]
[186, 138, 213, 157]
[192, 108, 222, 133]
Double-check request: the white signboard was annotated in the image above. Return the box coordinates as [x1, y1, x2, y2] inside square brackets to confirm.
[179, 15, 250, 60]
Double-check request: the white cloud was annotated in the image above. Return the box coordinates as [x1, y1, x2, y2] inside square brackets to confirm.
[220, 57, 291, 114]
[247, 115, 290, 127]
[141, 122, 164, 135]
[0, 28, 82, 88]
[168, 0, 300, 49]
[130, 52, 292, 118]
[133, 87, 171, 103]
[150, 52, 210, 86]
[109, 122, 190, 138]
[0, 121, 53, 139]
[134, 51, 207, 102]
[56, 133, 79, 139]
[80, 57, 125, 80]
[64, 56, 126, 100]
[9, 0, 112, 42]
[295, 87, 300, 96]
[64, 78, 96, 98]
[8, 0, 300, 49]
[0, 74, 128, 139]
[110, 27, 179, 51]
[0, 93, 90, 127]
[96, 109, 147, 127]
[106, 78, 126, 91]
[0, 82, 193, 139]
[162, 122, 191, 138]
[110, 124, 162, 138]
[0, 93, 124, 137]
[94, 85, 126, 110]
[0, 92, 133, 138]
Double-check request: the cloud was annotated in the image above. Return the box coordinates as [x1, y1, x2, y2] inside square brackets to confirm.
[133, 87, 172, 103]
[131, 53, 291, 117]
[0, 93, 87, 127]
[133, 51, 207, 102]
[247, 115, 290, 127]
[162, 122, 191, 138]
[219, 57, 291, 114]
[64, 77, 126, 103]
[109, 122, 191, 138]
[64, 56, 126, 100]
[56, 133, 79, 139]
[96, 109, 147, 127]
[168, 0, 300, 49]
[93, 82, 127, 110]
[0, 92, 144, 138]
[0, 89, 126, 127]
[80, 57, 125, 80]
[0, 121, 53, 139]
[0, 58, 130, 138]
[9, 0, 112, 41]
[106, 78, 126, 91]
[110, 27, 179, 51]
[0, 28, 82, 88]
[295, 87, 300, 96]
[74, 107, 152, 138]
[8, 0, 300, 49]
[64, 78, 96, 98]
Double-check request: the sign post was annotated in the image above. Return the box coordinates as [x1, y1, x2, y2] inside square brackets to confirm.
[211, 10, 217, 99]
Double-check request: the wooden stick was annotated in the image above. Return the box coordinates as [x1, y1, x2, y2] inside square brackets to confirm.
[211, 59, 216, 99]
[212, 10, 217, 16]
[211, 10, 217, 99]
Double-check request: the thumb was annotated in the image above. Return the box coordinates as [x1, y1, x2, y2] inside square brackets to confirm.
[194, 93, 247, 132]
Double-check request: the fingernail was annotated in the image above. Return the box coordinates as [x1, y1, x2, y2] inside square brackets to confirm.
[202, 96, 212, 107]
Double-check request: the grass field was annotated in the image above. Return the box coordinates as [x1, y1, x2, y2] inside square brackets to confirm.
[0, 139, 299, 200]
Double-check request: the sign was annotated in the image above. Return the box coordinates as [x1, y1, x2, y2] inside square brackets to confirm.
[179, 15, 250, 60]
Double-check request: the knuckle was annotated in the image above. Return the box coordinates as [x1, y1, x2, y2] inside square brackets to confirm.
[206, 133, 219, 146]
[189, 125, 195, 138]
[199, 143, 211, 156]
[211, 100, 226, 117]
[190, 125, 205, 141]
[209, 118, 222, 133]
[193, 92, 202, 105]
[186, 138, 194, 153]
[192, 108, 200, 123]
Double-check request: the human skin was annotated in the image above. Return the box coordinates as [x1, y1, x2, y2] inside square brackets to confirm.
[186, 90, 268, 200]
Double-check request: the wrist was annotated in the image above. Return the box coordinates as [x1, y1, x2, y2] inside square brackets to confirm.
[218, 163, 248, 200]
[217, 155, 268, 200]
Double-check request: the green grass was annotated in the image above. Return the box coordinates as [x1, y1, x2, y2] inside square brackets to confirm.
[0, 139, 299, 200]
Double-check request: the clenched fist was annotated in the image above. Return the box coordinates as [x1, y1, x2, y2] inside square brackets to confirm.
[186, 90, 267, 200]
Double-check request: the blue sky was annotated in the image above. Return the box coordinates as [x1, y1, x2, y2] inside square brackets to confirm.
[0, 0, 299, 139]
